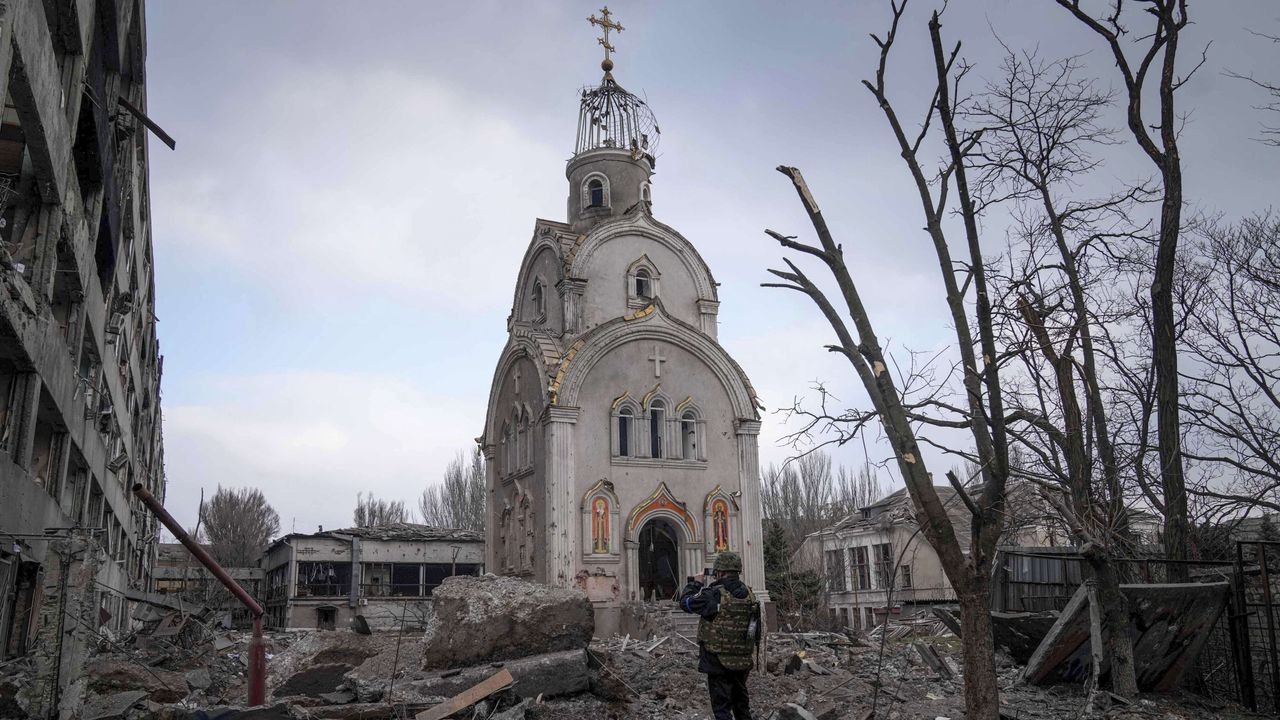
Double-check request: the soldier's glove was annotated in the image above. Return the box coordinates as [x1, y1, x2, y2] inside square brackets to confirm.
[683, 579, 704, 595]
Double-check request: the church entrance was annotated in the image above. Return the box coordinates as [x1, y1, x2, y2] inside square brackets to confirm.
[637, 518, 681, 601]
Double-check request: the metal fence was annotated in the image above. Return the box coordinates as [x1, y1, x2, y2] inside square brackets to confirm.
[1232, 541, 1280, 714]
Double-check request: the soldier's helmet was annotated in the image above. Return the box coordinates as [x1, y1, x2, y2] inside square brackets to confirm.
[713, 552, 743, 574]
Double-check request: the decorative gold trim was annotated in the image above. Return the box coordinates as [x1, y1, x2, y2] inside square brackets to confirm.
[548, 339, 586, 405]
[581, 478, 617, 508]
[610, 391, 632, 410]
[640, 383, 662, 408]
[623, 303, 655, 321]
[703, 485, 740, 514]
[702, 485, 723, 514]
[675, 395, 694, 413]
[626, 481, 698, 540]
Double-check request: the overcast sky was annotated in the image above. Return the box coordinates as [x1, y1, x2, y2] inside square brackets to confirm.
[144, 2, 1278, 536]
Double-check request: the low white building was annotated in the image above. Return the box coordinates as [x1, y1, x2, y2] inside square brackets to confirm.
[807, 487, 969, 630]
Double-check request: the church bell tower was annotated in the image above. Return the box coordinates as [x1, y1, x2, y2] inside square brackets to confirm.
[567, 7, 659, 232]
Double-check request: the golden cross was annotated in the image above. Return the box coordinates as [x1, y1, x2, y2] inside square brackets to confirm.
[588, 6, 624, 70]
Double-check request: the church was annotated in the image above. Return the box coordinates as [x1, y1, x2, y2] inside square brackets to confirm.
[482, 9, 767, 628]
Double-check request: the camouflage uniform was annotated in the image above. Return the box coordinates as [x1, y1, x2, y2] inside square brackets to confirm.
[680, 552, 761, 720]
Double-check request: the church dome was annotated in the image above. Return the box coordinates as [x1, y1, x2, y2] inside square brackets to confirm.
[575, 73, 660, 164]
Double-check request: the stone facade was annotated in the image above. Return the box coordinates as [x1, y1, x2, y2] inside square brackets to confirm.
[483, 62, 767, 630]
[0, 0, 166, 678]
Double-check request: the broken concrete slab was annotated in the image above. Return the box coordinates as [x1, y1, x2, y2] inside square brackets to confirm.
[421, 575, 593, 670]
[405, 649, 590, 701]
[185, 667, 213, 691]
[1023, 581, 1230, 691]
[932, 607, 1059, 665]
[81, 690, 148, 720]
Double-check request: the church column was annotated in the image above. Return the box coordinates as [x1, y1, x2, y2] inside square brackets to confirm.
[624, 539, 639, 601]
[544, 406, 580, 587]
[735, 419, 769, 601]
[481, 443, 499, 573]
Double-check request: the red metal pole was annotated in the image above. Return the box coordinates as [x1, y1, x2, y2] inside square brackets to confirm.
[249, 615, 265, 704]
[132, 483, 267, 705]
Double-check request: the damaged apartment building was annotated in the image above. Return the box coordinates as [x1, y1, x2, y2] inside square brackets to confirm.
[0, 0, 166, 691]
[262, 524, 484, 632]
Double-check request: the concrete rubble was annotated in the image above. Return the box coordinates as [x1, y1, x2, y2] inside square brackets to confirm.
[0, 575, 1264, 719]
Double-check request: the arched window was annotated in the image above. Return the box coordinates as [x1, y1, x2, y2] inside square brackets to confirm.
[517, 409, 529, 468]
[587, 178, 605, 207]
[618, 407, 633, 457]
[641, 182, 652, 203]
[511, 408, 521, 471]
[681, 410, 698, 460]
[649, 400, 665, 458]
[531, 281, 545, 318]
[499, 422, 511, 476]
[635, 269, 652, 299]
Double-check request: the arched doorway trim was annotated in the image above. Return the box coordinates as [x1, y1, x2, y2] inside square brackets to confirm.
[625, 481, 699, 542]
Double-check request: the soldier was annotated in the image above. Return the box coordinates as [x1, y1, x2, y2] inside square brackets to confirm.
[679, 551, 762, 720]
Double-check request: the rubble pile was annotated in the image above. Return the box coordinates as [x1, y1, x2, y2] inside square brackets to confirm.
[0, 576, 1268, 719]
[420, 575, 594, 669]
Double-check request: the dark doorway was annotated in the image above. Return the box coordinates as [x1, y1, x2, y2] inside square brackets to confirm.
[315, 606, 336, 631]
[638, 518, 681, 601]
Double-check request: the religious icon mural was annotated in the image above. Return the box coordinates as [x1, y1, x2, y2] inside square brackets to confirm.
[711, 498, 730, 552]
[592, 497, 610, 553]
[582, 479, 619, 557]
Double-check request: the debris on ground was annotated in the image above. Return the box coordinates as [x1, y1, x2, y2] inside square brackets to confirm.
[0, 575, 1267, 719]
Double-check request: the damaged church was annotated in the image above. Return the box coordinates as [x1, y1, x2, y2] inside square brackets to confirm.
[482, 12, 768, 635]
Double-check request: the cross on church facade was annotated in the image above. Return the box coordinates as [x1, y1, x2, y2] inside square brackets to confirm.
[588, 7, 624, 67]
[513, 369, 521, 393]
[649, 345, 666, 378]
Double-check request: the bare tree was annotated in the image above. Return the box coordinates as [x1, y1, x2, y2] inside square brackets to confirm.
[199, 485, 280, 567]
[419, 447, 486, 531]
[834, 464, 886, 516]
[1227, 29, 1280, 147]
[1054, 0, 1201, 579]
[761, 451, 884, 554]
[968, 47, 1146, 696]
[1180, 214, 1280, 514]
[763, 4, 1014, 714]
[353, 492, 409, 528]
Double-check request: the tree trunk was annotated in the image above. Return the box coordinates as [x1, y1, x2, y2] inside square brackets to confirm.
[957, 582, 1001, 720]
[1090, 557, 1137, 696]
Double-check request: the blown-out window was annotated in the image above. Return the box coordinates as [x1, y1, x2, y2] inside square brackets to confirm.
[680, 410, 697, 460]
[649, 400, 665, 458]
[618, 407, 633, 457]
[635, 269, 652, 299]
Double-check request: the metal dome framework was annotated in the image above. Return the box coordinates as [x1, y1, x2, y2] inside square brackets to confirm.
[575, 77, 660, 162]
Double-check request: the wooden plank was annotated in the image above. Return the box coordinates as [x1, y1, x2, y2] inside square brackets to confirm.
[415, 668, 514, 720]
